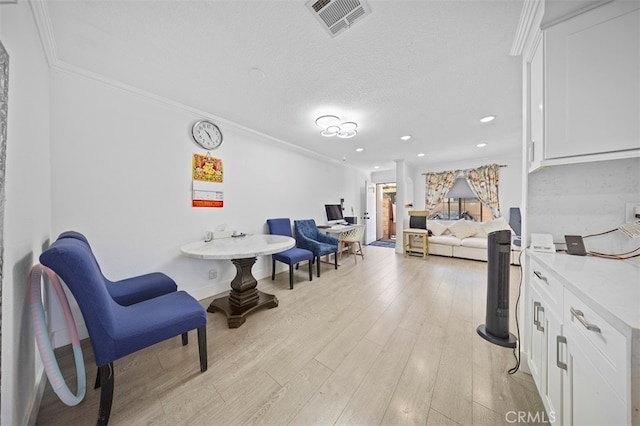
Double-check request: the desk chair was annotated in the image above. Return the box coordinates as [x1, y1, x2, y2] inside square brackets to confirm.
[403, 211, 429, 259]
[40, 237, 207, 426]
[294, 219, 338, 277]
[338, 225, 365, 264]
[266, 218, 314, 289]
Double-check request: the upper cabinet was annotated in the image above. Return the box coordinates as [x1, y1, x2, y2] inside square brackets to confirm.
[528, 34, 545, 172]
[523, 0, 640, 172]
[544, 1, 640, 162]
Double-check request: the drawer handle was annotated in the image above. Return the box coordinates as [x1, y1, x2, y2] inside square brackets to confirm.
[536, 305, 545, 332]
[533, 270, 548, 284]
[570, 308, 602, 333]
[533, 301, 541, 327]
[556, 335, 567, 371]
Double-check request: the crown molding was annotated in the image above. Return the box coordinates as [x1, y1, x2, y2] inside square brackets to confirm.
[510, 0, 544, 56]
[29, 0, 58, 68]
[26, 1, 366, 174]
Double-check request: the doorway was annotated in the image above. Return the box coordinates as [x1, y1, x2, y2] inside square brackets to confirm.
[376, 183, 396, 242]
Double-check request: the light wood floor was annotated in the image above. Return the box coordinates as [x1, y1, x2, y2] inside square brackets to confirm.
[36, 246, 547, 426]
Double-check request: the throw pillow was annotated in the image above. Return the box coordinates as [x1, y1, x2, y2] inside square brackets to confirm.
[482, 216, 514, 235]
[429, 221, 448, 236]
[469, 221, 486, 238]
[447, 219, 478, 239]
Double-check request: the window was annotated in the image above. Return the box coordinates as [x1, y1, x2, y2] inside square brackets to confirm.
[432, 177, 494, 221]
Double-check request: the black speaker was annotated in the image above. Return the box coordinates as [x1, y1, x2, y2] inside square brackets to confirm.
[477, 229, 517, 348]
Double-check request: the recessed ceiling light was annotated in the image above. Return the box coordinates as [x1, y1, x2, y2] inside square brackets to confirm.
[417, 153, 425, 157]
[374, 165, 379, 169]
[401, 135, 412, 141]
[355, 148, 364, 152]
[480, 115, 496, 123]
[477, 143, 488, 148]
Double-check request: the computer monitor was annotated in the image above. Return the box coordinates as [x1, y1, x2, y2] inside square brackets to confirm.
[325, 204, 344, 224]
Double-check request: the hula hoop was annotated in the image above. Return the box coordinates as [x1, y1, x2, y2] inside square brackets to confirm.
[29, 264, 86, 406]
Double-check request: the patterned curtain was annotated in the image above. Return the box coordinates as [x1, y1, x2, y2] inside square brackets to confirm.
[463, 164, 501, 218]
[425, 171, 458, 217]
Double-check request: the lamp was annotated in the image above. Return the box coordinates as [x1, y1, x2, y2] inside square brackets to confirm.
[315, 115, 358, 138]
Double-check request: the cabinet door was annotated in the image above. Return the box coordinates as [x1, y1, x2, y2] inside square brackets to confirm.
[563, 334, 627, 426]
[544, 311, 562, 425]
[528, 35, 544, 172]
[545, 2, 640, 159]
[527, 284, 545, 390]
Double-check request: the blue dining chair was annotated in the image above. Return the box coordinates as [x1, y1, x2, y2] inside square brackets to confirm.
[57, 231, 185, 390]
[266, 218, 314, 289]
[294, 219, 339, 277]
[40, 237, 208, 426]
[57, 231, 178, 306]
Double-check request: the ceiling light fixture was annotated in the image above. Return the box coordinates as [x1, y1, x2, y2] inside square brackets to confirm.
[374, 165, 380, 169]
[417, 153, 425, 157]
[401, 135, 412, 141]
[480, 115, 496, 123]
[355, 148, 364, 152]
[477, 143, 488, 148]
[315, 115, 358, 138]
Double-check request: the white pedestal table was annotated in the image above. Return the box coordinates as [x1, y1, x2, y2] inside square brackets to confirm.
[181, 234, 294, 328]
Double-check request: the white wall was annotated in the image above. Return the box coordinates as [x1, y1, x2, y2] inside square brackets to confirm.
[410, 153, 523, 217]
[0, 1, 52, 425]
[49, 69, 368, 343]
[528, 157, 640, 254]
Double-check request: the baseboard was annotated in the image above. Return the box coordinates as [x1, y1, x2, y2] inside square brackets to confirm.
[518, 350, 532, 375]
[25, 366, 47, 426]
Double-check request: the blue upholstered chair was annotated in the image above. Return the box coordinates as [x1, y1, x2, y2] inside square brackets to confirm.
[40, 237, 207, 426]
[266, 218, 314, 289]
[294, 219, 339, 277]
[57, 231, 177, 306]
[57, 231, 182, 391]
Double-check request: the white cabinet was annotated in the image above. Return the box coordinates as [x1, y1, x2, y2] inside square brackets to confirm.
[560, 287, 629, 426]
[544, 1, 640, 162]
[525, 252, 636, 425]
[527, 257, 563, 424]
[528, 34, 545, 172]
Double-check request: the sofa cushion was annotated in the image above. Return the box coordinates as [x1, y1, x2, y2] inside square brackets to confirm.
[460, 237, 488, 249]
[428, 235, 462, 246]
[469, 221, 488, 238]
[447, 219, 478, 239]
[429, 221, 448, 236]
[482, 216, 514, 235]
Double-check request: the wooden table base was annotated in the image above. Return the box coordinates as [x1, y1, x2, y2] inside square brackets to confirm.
[207, 256, 278, 328]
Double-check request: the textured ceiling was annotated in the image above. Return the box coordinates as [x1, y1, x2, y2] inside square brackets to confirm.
[43, 0, 525, 172]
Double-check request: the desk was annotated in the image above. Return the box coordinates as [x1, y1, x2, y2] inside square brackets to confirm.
[181, 234, 295, 328]
[320, 224, 359, 237]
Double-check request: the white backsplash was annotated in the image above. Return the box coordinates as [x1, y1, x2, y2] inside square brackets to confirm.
[528, 157, 640, 255]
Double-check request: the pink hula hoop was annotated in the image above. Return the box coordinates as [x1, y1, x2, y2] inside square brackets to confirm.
[29, 264, 86, 406]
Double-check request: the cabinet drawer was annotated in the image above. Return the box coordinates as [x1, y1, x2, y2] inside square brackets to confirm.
[528, 257, 563, 314]
[563, 288, 627, 400]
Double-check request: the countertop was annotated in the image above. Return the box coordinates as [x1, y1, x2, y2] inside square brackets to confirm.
[527, 250, 640, 333]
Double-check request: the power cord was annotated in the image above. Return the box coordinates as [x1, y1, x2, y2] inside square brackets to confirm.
[508, 249, 524, 375]
[581, 227, 640, 259]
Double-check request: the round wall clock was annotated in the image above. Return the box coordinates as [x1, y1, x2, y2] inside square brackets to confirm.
[192, 120, 223, 150]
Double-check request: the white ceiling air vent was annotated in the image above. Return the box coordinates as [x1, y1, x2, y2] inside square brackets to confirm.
[305, 0, 372, 37]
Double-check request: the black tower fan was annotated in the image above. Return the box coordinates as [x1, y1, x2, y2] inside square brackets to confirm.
[477, 229, 517, 348]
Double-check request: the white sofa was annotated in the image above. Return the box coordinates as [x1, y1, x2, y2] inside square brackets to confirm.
[424, 218, 521, 265]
